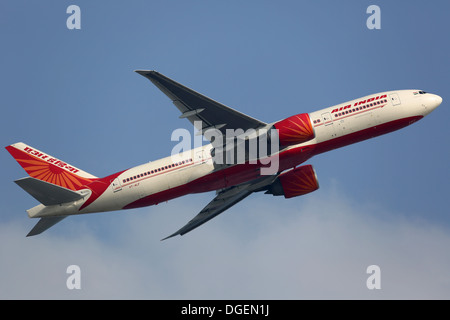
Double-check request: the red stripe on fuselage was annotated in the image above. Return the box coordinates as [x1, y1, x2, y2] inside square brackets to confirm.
[79, 171, 125, 210]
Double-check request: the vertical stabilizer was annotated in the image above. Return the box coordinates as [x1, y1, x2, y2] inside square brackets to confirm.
[5, 142, 97, 191]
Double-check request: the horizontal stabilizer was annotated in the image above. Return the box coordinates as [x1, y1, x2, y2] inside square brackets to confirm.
[15, 177, 83, 206]
[27, 217, 66, 237]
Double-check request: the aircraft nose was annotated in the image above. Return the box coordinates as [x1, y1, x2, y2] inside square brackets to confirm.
[429, 94, 442, 109]
[422, 94, 442, 115]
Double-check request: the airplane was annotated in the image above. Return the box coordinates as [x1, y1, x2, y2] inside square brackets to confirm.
[5, 70, 442, 239]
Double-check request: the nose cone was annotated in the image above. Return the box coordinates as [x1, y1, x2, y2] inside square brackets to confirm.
[428, 94, 442, 110]
[422, 93, 442, 115]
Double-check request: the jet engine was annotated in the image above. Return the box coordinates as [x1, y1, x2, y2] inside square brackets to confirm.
[266, 164, 319, 198]
[272, 113, 315, 147]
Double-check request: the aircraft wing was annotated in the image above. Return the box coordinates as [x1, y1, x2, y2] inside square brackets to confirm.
[162, 175, 278, 240]
[135, 70, 267, 136]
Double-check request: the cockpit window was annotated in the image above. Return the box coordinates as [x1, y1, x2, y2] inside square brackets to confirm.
[419, 91, 427, 94]
[414, 91, 427, 95]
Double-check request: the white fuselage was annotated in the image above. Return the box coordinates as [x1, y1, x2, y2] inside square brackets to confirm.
[28, 90, 441, 218]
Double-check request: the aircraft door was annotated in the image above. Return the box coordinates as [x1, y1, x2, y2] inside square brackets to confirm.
[321, 112, 332, 124]
[389, 93, 401, 106]
[111, 178, 122, 193]
[320, 112, 337, 139]
[195, 149, 206, 164]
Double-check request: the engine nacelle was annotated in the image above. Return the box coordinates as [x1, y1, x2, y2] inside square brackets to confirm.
[266, 164, 319, 199]
[273, 113, 315, 147]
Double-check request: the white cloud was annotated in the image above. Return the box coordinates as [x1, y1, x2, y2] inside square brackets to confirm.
[1, 185, 450, 299]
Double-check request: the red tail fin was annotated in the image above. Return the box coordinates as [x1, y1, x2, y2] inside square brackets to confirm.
[5, 142, 97, 191]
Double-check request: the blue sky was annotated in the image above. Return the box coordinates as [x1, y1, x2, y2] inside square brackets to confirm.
[0, 1, 449, 299]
